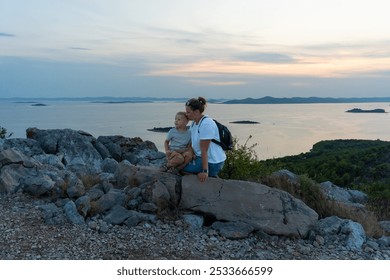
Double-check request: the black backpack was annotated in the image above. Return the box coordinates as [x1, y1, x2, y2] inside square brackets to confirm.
[198, 117, 234, 151]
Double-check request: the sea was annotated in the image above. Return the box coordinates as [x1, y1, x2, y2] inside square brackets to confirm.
[1, 100, 390, 160]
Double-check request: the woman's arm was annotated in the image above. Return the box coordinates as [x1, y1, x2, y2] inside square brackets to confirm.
[198, 139, 211, 182]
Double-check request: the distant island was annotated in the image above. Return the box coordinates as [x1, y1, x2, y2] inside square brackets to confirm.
[147, 127, 173, 133]
[229, 120, 259, 124]
[147, 121, 259, 133]
[92, 101, 152, 104]
[223, 96, 390, 104]
[346, 108, 387, 113]
[3, 95, 390, 105]
[31, 103, 48, 106]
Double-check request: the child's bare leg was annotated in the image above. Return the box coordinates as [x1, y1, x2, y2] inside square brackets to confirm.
[167, 151, 184, 168]
[177, 150, 194, 170]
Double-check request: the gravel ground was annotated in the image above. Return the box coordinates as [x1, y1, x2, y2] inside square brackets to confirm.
[1, 192, 389, 260]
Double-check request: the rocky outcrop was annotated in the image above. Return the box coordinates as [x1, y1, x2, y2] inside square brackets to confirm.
[180, 176, 318, 238]
[26, 128, 105, 175]
[0, 148, 83, 196]
[97, 135, 165, 166]
[1, 128, 390, 252]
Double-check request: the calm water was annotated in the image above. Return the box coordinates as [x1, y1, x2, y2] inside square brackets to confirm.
[1, 101, 389, 160]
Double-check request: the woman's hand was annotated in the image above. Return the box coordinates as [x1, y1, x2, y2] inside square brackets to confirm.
[197, 171, 208, 182]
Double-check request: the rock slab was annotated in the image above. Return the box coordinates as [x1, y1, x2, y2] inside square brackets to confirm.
[180, 175, 319, 238]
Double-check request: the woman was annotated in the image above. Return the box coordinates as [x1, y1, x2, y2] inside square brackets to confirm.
[182, 97, 226, 182]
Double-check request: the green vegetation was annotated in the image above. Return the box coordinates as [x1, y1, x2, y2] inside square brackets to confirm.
[262, 139, 390, 186]
[219, 136, 263, 180]
[261, 139, 390, 220]
[220, 138, 390, 224]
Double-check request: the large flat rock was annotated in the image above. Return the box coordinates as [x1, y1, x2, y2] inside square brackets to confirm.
[180, 175, 319, 238]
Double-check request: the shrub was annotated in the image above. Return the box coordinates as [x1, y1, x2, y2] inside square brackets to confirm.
[219, 136, 263, 180]
[79, 174, 103, 190]
[355, 182, 390, 221]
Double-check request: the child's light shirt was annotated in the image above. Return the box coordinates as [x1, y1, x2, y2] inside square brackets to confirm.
[166, 128, 191, 151]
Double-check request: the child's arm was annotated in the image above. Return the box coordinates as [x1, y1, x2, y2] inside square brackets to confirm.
[164, 139, 172, 158]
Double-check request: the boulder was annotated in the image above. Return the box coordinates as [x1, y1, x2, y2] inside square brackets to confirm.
[0, 148, 87, 198]
[0, 138, 45, 156]
[320, 181, 368, 204]
[0, 148, 50, 194]
[90, 189, 127, 215]
[211, 221, 254, 240]
[114, 161, 180, 206]
[64, 200, 86, 225]
[97, 135, 165, 166]
[314, 216, 366, 251]
[38, 203, 68, 225]
[180, 175, 319, 238]
[26, 128, 106, 175]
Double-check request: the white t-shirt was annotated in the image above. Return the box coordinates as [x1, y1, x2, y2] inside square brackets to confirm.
[190, 116, 226, 164]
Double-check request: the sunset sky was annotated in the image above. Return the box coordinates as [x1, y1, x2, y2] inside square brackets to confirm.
[1, 0, 390, 99]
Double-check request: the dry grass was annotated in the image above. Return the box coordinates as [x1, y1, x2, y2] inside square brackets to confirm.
[79, 174, 103, 190]
[261, 173, 383, 238]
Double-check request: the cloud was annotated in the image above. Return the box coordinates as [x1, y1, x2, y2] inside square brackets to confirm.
[290, 82, 311, 87]
[145, 47, 390, 79]
[0, 32, 16, 37]
[69, 47, 92, 51]
[187, 79, 245, 86]
[234, 52, 296, 64]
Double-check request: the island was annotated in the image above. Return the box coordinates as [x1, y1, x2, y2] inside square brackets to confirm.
[345, 108, 387, 113]
[147, 127, 173, 133]
[31, 103, 48, 106]
[147, 121, 259, 133]
[229, 120, 260, 124]
[224, 96, 390, 104]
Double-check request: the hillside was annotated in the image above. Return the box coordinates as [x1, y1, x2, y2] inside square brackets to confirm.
[258, 139, 390, 218]
[261, 139, 390, 186]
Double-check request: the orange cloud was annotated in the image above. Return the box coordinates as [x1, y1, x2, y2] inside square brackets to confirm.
[186, 79, 245, 86]
[145, 55, 390, 78]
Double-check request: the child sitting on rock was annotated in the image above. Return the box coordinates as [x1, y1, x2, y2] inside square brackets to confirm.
[163, 111, 194, 172]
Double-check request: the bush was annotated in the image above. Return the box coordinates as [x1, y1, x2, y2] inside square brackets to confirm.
[219, 136, 263, 180]
[355, 182, 390, 221]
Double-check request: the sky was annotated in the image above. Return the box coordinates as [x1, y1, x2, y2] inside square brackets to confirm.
[1, 0, 390, 99]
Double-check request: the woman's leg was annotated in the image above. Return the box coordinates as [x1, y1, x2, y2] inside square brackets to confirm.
[182, 156, 202, 174]
[208, 161, 225, 177]
[182, 158, 224, 177]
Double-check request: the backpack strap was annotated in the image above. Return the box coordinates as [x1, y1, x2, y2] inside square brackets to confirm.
[197, 116, 222, 147]
[197, 116, 207, 133]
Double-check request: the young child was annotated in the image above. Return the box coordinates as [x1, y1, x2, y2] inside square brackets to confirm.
[163, 111, 194, 171]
